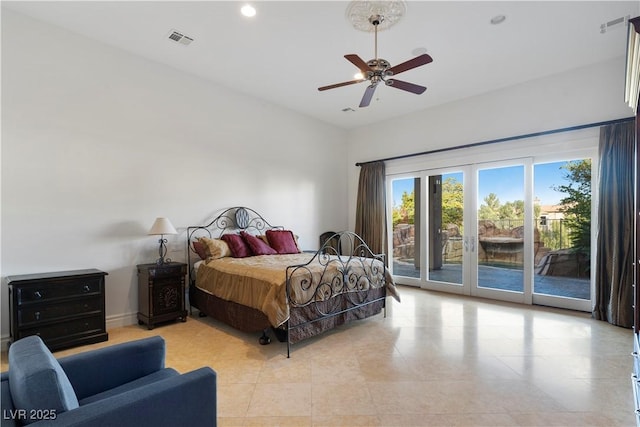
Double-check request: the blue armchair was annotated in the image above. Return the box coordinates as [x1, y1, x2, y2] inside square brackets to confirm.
[1, 336, 216, 427]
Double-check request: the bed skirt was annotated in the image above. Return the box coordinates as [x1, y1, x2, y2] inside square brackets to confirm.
[189, 285, 386, 344]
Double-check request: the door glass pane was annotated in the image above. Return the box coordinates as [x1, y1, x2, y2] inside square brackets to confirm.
[533, 160, 591, 300]
[428, 172, 464, 285]
[477, 165, 524, 292]
[391, 177, 420, 278]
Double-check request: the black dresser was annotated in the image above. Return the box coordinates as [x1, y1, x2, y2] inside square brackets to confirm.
[7, 269, 108, 351]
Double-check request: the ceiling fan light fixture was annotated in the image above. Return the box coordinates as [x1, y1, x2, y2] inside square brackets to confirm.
[320, 3, 432, 107]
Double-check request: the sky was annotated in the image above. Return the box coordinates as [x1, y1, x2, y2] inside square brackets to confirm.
[391, 160, 585, 208]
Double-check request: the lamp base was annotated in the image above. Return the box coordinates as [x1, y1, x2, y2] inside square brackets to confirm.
[156, 237, 172, 265]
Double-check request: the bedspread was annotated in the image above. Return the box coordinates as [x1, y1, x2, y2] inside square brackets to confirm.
[196, 253, 399, 327]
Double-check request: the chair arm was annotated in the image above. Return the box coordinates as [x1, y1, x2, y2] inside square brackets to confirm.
[1, 373, 19, 427]
[33, 367, 217, 427]
[58, 336, 166, 400]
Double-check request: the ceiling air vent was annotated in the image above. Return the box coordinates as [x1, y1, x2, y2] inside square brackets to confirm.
[167, 29, 194, 46]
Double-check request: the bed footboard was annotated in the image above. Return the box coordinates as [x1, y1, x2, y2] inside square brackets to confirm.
[285, 231, 391, 357]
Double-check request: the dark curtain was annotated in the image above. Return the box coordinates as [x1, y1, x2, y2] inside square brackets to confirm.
[593, 121, 635, 327]
[354, 161, 387, 257]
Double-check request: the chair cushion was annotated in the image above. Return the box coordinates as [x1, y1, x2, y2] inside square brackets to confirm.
[8, 336, 79, 424]
[78, 368, 179, 406]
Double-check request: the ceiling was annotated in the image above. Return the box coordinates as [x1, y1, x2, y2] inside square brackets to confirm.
[3, 1, 639, 130]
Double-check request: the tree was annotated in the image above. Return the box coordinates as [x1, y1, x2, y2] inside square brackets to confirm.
[554, 159, 591, 257]
[478, 193, 501, 220]
[442, 177, 463, 227]
[499, 200, 525, 220]
[392, 190, 415, 226]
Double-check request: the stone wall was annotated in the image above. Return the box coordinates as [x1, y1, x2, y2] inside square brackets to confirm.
[393, 220, 548, 268]
[392, 223, 415, 261]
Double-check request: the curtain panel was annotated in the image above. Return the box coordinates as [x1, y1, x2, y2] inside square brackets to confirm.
[593, 121, 635, 327]
[354, 161, 387, 258]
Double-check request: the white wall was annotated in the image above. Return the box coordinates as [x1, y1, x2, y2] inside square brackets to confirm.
[346, 57, 636, 230]
[0, 10, 348, 343]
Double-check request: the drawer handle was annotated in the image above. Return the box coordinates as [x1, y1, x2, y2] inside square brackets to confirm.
[34, 291, 43, 299]
[83, 285, 91, 292]
[34, 312, 41, 321]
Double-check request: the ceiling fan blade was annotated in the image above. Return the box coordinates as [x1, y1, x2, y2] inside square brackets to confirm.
[387, 53, 433, 76]
[318, 79, 365, 91]
[345, 54, 372, 72]
[386, 79, 427, 94]
[359, 84, 378, 108]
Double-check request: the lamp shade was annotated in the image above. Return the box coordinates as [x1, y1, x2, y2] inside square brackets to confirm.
[148, 217, 177, 235]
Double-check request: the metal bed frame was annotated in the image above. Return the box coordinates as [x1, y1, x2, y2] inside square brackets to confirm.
[186, 207, 389, 357]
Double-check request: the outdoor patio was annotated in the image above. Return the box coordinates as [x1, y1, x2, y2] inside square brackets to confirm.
[392, 261, 590, 300]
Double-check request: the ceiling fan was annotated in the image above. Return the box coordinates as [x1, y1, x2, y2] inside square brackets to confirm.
[318, 14, 433, 108]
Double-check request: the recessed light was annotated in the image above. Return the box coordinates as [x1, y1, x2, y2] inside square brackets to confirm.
[490, 15, 506, 25]
[241, 4, 256, 18]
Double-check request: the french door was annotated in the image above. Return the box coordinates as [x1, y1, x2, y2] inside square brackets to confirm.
[389, 154, 594, 311]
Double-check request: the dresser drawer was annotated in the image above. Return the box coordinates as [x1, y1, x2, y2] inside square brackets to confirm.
[18, 297, 102, 325]
[17, 315, 105, 342]
[16, 277, 102, 305]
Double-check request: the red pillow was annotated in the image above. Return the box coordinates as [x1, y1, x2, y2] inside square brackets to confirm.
[192, 240, 208, 260]
[241, 231, 277, 255]
[265, 230, 300, 254]
[221, 234, 252, 258]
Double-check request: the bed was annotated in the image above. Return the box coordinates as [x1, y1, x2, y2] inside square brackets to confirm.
[186, 207, 400, 357]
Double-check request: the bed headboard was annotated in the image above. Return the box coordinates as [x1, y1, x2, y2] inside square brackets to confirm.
[186, 207, 283, 280]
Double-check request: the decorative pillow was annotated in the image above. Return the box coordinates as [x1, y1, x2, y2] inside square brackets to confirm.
[240, 231, 277, 255]
[266, 230, 300, 254]
[8, 336, 79, 425]
[192, 240, 208, 260]
[198, 237, 231, 260]
[221, 234, 253, 258]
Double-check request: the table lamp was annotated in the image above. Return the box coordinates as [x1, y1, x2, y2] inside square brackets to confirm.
[148, 217, 177, 265]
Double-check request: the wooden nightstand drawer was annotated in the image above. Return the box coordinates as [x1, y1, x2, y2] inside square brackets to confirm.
[147, 264, 186, 278]
[18, 296, 102, 325]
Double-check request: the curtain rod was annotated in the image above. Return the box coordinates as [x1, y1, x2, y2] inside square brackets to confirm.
[355, 116, 635, 167]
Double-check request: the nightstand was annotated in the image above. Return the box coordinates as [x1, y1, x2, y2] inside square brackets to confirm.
[137, 262, 187, 329]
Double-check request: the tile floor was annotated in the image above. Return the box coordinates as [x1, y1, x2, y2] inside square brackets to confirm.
[1, 285, 635, 426]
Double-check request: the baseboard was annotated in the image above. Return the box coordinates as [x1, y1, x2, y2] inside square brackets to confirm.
[1, 335, 10, 353]
[106, 312, 138, 329]
[1, 313, 138, 352]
